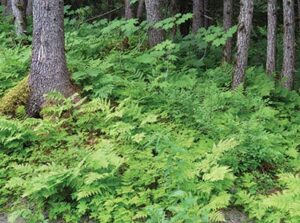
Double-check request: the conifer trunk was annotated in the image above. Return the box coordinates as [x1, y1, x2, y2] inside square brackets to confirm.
[192, 0, 204, 33]
[137, 0, 145, 20]
[27, 0, 75, 116]
[145, 0, 165, 47]
[2, 0, 12, 15]
[11, 0, 27, 36]
[282, 0, 295, 89]
[223, 0, 233, 63]
[232, 0, 254, 89]
[125, 0, 133, 19]
[266, 0, 277, 75]
[26, 0, 33, 16]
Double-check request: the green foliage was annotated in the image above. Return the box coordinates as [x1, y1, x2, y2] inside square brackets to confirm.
[0, 9, 300, 223]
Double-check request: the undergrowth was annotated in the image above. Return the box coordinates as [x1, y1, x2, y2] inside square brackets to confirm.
[0, 8, 300, 223]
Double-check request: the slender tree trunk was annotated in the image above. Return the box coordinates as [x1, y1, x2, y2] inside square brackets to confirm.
[192, 0, 204, 33]
[125, 0, 133, 19]
[11, 0, 27, 36]
[232, 0, 254, 89]
[137, 0, 145, 20]
[297, 0, 300, 29]
[2, 0, 12, 15]
[204, 0, 209, 28]
[282, 0, 295, 90]
[266, 0, 277, 75]
[145, 0, 165, 47]
[26, 0, 33, 16]
[71, 0, 83, 10]
[27, 0, 76, 116]
[223, 0, 233, 63]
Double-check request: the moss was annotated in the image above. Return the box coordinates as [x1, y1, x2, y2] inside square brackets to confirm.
[0, 77, 30, 116]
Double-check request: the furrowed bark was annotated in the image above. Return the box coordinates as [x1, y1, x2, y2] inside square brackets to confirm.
[145, 0, 165, 47]
[232, 0, 254, 89]
[282, 0, 295, 90]
[27, 0, 76, 116]
[266, 0, 277, 75]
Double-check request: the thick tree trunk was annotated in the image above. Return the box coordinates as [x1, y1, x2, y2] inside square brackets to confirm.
[192, 0, 204, 33]
[145, 0, 165, 47]
[223, 0, 233, 63]
[11, 0, 27, 36]
[125, 0, 133, 19]
[266, 0, 277, 75]
[282, 0, 295, 90]
[27, 0, 75, 116]
[137, 0, 145, 20]
[232, 0, 254, 89]
[26, 0, 33, 16]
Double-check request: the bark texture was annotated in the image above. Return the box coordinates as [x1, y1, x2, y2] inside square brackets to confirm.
[192, 0, 204, 33]
[282, 0, 295, 90]
[11, 0, 27, 36]
[266, 0, 277, 75]
[137, 0, 145, 20]
[27, 0, 75, 116]
[232, 0, 254, 89]
[223, 0, 233, 63]
[145, 0, 165, 47]
[125, 0, 133, 19]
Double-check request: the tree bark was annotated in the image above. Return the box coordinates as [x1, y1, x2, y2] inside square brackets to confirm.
[26, 0, 32, 16]
[223, 0, 233, 63]
[266, 0, 277, 75]
[282, 0, 295, 90]
[137, 0, 145, 20]
[27, 0, 75, 116]
[125, 0, 133, 19]
[192, 0, 204, 33]
[145, 0, 165, 47]
[232, 0, 254, 89]
[11, 0, 27, 36]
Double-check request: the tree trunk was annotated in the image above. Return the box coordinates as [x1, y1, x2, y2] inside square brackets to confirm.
[11, 0, 27, 36]
[145, 0, 165, 47]
[232, 0, 254, 89]
[27, 0, 75, 116]
[2, 0, 12, 16]
[282, 0, 295, 90]
[266, 0, 277, 75]
[297, 0, 300, 30]
[26, 0, 33, 16]
[204, 0, 209, 28]
[125, 0, 133, 19]
[137, 0, 145, 20]
[192, 0, 204, 33]
[223, 0, 233, 63]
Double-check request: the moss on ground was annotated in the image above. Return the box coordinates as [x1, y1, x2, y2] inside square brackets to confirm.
[0, 77, 29, 116]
